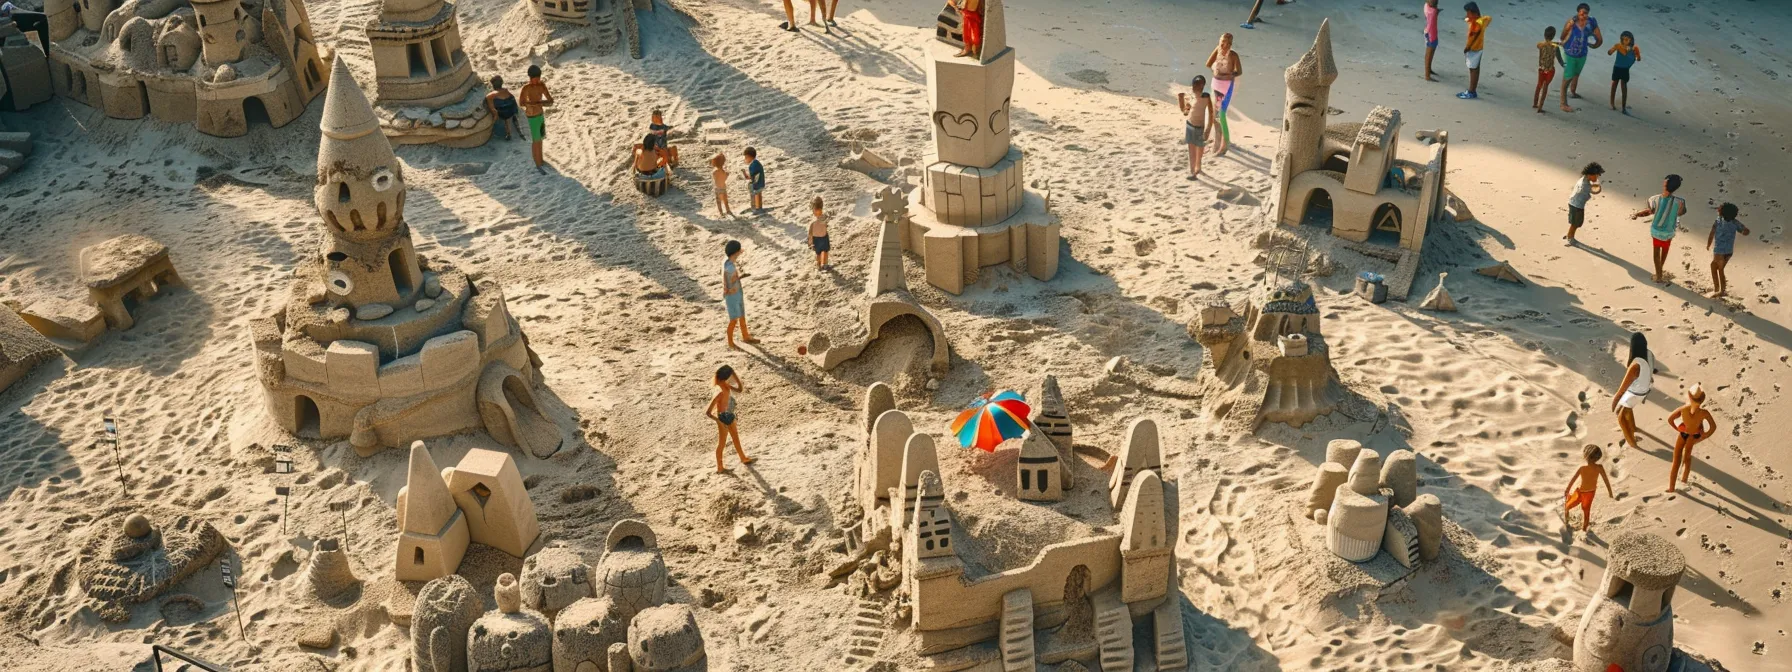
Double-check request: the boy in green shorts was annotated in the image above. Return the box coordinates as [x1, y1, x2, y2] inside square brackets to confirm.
[520, 65, 554, 174]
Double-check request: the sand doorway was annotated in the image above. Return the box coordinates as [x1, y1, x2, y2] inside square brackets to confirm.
[1369, 203, 1402, 246]
[293, 395, 320, 437]
[243, 96, 272, 129]
[1298, 189, 1333, 232]
[389, 249, 412, 295]
[1062, 564, 1093, 638]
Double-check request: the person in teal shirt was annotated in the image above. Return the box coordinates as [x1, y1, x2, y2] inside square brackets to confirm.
[1632, 174, 1687, 284]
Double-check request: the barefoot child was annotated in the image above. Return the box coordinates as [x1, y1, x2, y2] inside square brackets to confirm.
[519, 65, 554, 174]
[1665, 384, 1716, 492]
[809, 196, 831, 270]
[1562, 444, 1616, 532]
[1610, 332, 1651, 450]
[1608, 31, 1640, 113]
[710, 153, 734, 217]
[722, 240, 757, 349]
[1422, 0, 1440, 81]
[1534, 26, 1562, 113]
[1177, 76, 1215, 179]
[1706, 203, 1748, 298]
[1631, 174, 1687, 284]
[705, 365, 755, 472]
[1458, 3, 1490, 100]
[1564, 161, 1603, 245]
[741, 147, 766, 213]
[951, 0, 983, 59]
[484, 76, 522, 141]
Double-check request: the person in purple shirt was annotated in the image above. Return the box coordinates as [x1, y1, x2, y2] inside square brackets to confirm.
[1557, 3, 1603, 111]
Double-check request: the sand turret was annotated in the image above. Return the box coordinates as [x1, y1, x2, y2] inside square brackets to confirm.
[396, 441, 469, 581]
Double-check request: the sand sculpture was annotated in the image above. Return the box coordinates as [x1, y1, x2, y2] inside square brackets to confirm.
[1271, 21, 1449, 266]
[841, 385, 1186, 669]
[248, 69, 559, 455]
[0, 305, 60, 392]
[396, 442, 540, 581]
[1015, 430, 1063, 502]
[43, 0, 328, 137]
[1571, 532, 1684, 672]
[596, 519, 669, 623]
[469, 573, 556, 672]
[529, 0, 626, 59]
[1, 17, 53, 113]
[897, 0, 1059, 295]
[80, 234, 183, 330]
[552, 595, 629, 672]
[1192, 278, 1342, 430]
[804, 186, 951, 377]
[1301, 440, 1442, 568]
[1419, 272, 1456, 311]
[522, 545, 595, 621]
[17, 297, 105, 345]
[75, 511, 226, 622]
[625, 604, 706, 672]
[0, 115, 34, 181]
[303, 538, 361, 603]
[413, 574, 489, 672]
[1028, 373, 1072, 449]
[366, 0, 492, 146]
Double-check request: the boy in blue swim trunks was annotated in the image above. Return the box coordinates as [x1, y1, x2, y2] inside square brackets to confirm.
[809, 196, 832, 270]
[741, 147, 766, 213]
[722, 240, 757, 349]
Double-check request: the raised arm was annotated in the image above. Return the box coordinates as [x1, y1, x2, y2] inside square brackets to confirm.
[1634, 45, 1642, 62]
[1205, 47, 1219, 69]
[1590, 25, 1603, 49]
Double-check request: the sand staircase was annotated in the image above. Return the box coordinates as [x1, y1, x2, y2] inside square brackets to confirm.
[1152, 599, 1189, 671]
[0, 128, 29, 182]
[1000, 589, 1036, 671]
[840, 597, 886, 669]
[1093, 590, 1134, 672]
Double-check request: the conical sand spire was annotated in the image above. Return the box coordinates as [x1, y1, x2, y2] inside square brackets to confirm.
[1286, 19, 1339, 87]
[401, 441, 458, 535]
[320, 59, 382, 143]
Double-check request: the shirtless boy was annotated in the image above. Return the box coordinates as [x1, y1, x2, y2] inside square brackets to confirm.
[520, 66, 554, 173]
[1562, 444, 1616, 532]
[1665, 385, 1716, 492]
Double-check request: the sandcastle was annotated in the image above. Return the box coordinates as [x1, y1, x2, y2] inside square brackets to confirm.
[43, 0, 328, 137]
[1301, 440, 1443, 568]
[1570, 532, 1685, 672]
[840, 386, 1186, 669]
[1, 16, 52, 114]
[897, 0, 1059, 295]
[804, 187, 951, 377]
[1191, 272, 1342, 430]
[1270, 20, 1451, 301]
[0, 305, 60, 393]
[1028, 373, 1072, 450]
[80, 234, 183, 330]
[521, 545, 594, 620]
[396, 441, 540, 581]
[74, 511, 227, 622]
[470, 572, 556, 671]
[366, 0, 492, 146]
[247, 68, 559, 455]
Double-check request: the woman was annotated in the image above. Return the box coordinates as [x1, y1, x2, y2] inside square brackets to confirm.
[1205, 34, 1242, 157]
[1609, 332, 1652, 449]
[706, 365, 755, 473]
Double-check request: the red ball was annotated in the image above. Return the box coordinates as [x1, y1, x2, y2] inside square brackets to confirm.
[797, 345, 808, 356]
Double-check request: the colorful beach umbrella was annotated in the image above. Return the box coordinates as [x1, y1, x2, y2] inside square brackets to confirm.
[950, 390, 1032, 452]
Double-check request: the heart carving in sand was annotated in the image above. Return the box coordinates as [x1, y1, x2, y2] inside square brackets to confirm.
[934, 111, 979, 140]
[987, 98, 1011, 135]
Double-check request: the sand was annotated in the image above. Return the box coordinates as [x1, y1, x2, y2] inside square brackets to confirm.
[0, 0, 1787, 669]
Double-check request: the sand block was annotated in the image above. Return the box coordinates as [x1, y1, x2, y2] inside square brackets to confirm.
[445, 448, 540, 558]
[419, 330, 480, 388]
[1380, 449, 1418, 507]
[628, 604, 707, 671]
[868, 205, 907, 297]
[1303, 462, 1349, 517]
[1403, 493, 1443, 561]
[19, 298, 105, 343]
[926, 41, 1015, 168]
[1109, 418, 1162, 509]
[1324, 439, 1364, 466]
[326, 340, 381, 394]
[1346, 449, 1382, 496]
[1382, 507, 1421, 568]
[1327, 484, 1387, 562]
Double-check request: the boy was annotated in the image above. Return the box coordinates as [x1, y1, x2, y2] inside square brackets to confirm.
[648, 110, 679, 167]
[722, 240, 757, 349]
[952, 0, 982, 59]
[741, 147, 766, 213]
[1608, 31, 1640, 113]
[1665, 384, 1716, 493]
[484, 76, 521, 141]
[1534, 26, 1562, 113]
[1706, 203, 1748, 298]
[809, 196, 831, 270]
[1458, 3, 1490, 100]
[1631, 174, 1687, 284]
[1422, 0, 1440, 81]
[1563, 161, 1603, 245]
[1177, 76, 1215, 179]
[519, 65, 554, 174]
[1562, 444, 1616, 532]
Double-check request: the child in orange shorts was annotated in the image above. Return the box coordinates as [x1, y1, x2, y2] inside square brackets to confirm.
[1562, 444, 1616, 532]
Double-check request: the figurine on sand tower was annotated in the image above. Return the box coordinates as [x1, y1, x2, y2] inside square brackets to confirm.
[949, 0, 982, 59]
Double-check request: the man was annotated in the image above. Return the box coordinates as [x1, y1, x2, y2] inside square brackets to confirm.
[0, 0, 52, 56]
[1241, 0, 1293, 30]
[519, 65, 554, 174]
[1557, 3, 1602, 109]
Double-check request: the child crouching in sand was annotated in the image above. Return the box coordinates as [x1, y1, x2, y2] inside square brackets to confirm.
[1562, 444, 1615, 532]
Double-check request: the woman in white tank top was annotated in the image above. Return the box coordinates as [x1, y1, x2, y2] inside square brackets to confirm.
[1610, 332, 1652, 448]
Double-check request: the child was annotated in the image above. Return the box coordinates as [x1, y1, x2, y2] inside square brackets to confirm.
[809, 196, 832, 270]
[520, 65, 554, 174]
[1631, 174, 1687, 284]
[952, 0, 983, 59]
[1610, 332, 1651, 450]
[1562, 444, 1616, 532]
[705, 365, 754, 473]
[648, 110, 679, 167]
[710, 153, 734, 217]
[1563, 161, 1603, 245]
[1665, 384, 1716, 492]
[1706, 203, 1749, 298]
[1422, 0, 1440, 81]
[1608, 31, 1640, 113]
[1534, 26, 1562, 113]
[484, 76, 522, 141]
[1204, 33, 1242, 157]
[1177, 76, 1215, 179]
[722, 240, 757, 349]
[741, 147, 766, 214]
[1458, 3, 1490, 100]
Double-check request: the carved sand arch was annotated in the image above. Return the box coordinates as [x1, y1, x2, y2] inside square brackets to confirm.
[805, 295, 951, 376]
[478, 364, 562, 458]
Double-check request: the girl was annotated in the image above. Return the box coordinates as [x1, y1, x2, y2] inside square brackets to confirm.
[1665, 384, 1715, 492]
[1608, 31, 1640, 113]
[710, 153, 733, 217]
[1423, 0, 1440, 81]
[1609, 332, 1652, 450]
[722, 240, 756, 349]
[1177, 76, 1215, 179]
[1205, 34, 1242, 157]
[706, 365, 755, 473]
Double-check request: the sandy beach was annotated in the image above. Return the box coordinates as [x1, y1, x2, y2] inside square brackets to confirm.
[0, 0, 1787, 669]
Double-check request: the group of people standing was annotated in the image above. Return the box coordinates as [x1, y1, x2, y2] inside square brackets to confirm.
[1419, 1, 1642, 111]
[1176, 34, 1243, 179]
[484, 67, 555, 174]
